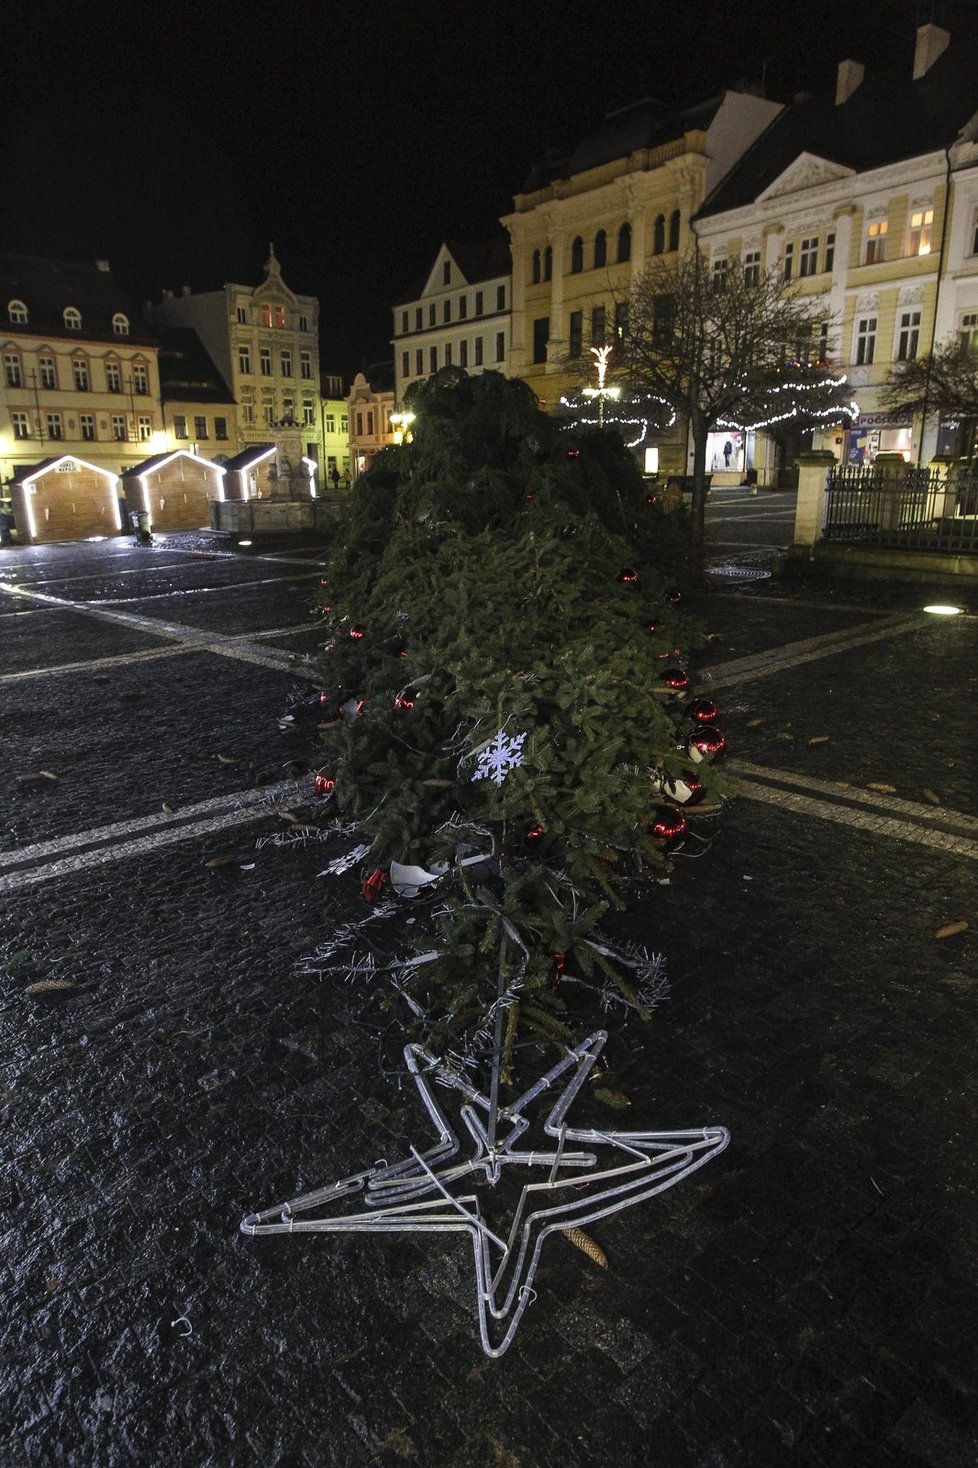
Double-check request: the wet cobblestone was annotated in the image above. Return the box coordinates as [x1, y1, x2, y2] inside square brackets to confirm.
[1, 533, 976, 1466]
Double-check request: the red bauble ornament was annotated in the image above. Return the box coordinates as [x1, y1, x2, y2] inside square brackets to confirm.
[651, 807, 688, 843]
[667, 588, 683, 605]
[567, 449, 581, 459]
[647, 621, 660, 634]
[313, 774, 335, 796]
[548, 951, 567, 993]
[394, 687, 417, 710]
[688, 724, 727, 764]
[618, 567, 640, 584]
[656, 771, 704, 806]
[687, 699, 718, 723]
[318, 690, 330, 706]
[525, 823, 544, 844]
[349, 625, 366, 640]
[361, 869, 386, 902]
[659, 667, 690, 692]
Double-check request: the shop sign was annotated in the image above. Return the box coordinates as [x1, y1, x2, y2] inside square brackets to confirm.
[854, 412, 912, 428]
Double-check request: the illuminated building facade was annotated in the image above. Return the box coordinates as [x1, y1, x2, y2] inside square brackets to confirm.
[392, 239, 512, 404]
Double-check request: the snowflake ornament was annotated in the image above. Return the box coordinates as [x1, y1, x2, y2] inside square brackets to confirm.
[470, 728, 528, 786]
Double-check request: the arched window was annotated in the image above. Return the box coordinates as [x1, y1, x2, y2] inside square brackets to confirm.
[64, 306, 82, 330]
[594, 229, 607, 269]
[532, 249, 541, 284]
[570, 236, 584, 273]
[8, 299, 27, 324]
[544, 245, 553, 281]
[617, 222, 632, 263]
[669, 210, 681, 252]
[653, 215, 665, 255]
[112, 313, 130, 337]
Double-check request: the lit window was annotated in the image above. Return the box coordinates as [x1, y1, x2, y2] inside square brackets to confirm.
[865, 220, 887, 264]
[72, 358, 90, 391]
[40, 356, 57, 389]
[80, 414, 96, 441]
[260, 304, 271, 327]
[112, 313, 129, 336]
[4, 353, 22, 387]
[799, 237, 818, 277]
[275, 305, 286, 328]
[174, 415, 188, 439]
[8, 299, 27, 324]
[63, 307, 81, 330]
[909, 208, 933, 256]
[898, 310, 921, 361]
[12, 411, 31, 439]
[855, 316, 877, 366]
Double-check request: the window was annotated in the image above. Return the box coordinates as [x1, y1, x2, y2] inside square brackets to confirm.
[544, 246, 552, 281]
[429, 304, 436, 327]
[367, 410, 374, 435]
[652, 295, 673, 349]
[459, 340, 468, 368]
[824, 233, 835, 272]
[495, 331, 505, 362]
[325, 413, 336, 432]
[783, 242, 794, 280]
[8, 300, 27, 324]
[4, 353, 22, 387]
[132, 363, 149, 394]
[712, 258, 728, 285]
[496, 285, 505, 310]
[898, 310, 921, 361]
[444, 343, 452, 366]
[615, 300, 629, 339]
[532, 249, 541, 284]
[243, 404, 255, 425]
[855, 316, 877, 366]
[260, 348, 272, 376]
[137, 416, 152, 441]
[302, 405, 315, 427]
[743, 250, 761, 285]
[112, 415, 127, 440]
[260, 304, 271, 327]
[415, 307, 422, 329]
[474, 336, 484, 366]
[593, 229, 607, 269]
[72, 358, 90, 391]
[960, 311, 978, 351]
[341, 416, 348, 432]
[80, 413, 96, 441]
[264, 405, 275, 427]
[653, 215, 665, 255]
[237, 306, 248, 324]
[430, 346, 437, 373]
[570, 237, 583, 273]
[300, 351, 312, 379]
[64, 307, 81, 330]
[47, 413, 63, 439]
[799, 237, 819, 277]
[402, 350, 409, 377]
[909, 207, 933, 256]
[401, 311, 408, 333]
[443, 300, 451, 324]
[591, 305, 606, 347]
[617, 222, 631, 263]
[443, 260, 451, 285]
[568, 310, 583, 358]
[668, 211, 681, 251]
[112, 313, 129, 336]
[458, 295, 467, 319]
[298, 315, 308, 332]
[972, 213, 978, 255]
[865, 220, 887, 264]
[280, 350, 292, 377]
[174, 414, 188, 439]
[415, 348, 423, 375]
[817, 321, 830, 361]
[475, 291, 484, 315]
[234, 346, 250, 377]
[12, 411, 30, 439]
[40, 356, 57, 389]
[194, 415, 208, 439]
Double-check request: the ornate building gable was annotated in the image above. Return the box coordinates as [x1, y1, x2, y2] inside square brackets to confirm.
[757, 152, 855, 203]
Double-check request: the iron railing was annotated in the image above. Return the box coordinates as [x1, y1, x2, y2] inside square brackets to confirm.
[822, 465, 978, 554]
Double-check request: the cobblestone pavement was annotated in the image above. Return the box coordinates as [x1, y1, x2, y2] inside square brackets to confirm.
[1, 525, 976, 1467]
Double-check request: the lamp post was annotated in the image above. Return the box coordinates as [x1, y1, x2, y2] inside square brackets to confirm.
[390, 409, 415, 445]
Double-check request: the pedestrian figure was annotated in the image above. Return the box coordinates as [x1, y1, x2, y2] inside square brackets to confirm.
[330, 466, 340, 491]
[723, 439, 733, 469]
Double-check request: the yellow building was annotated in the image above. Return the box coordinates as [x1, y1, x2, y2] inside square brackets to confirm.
[318, 373, 350, 490]
[348, 367, 395, 477]
[501, 88, 782, 478]
[0, 254, 165, 489]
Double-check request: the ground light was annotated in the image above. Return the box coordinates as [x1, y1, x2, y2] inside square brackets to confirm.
[238, 540, 252, 546]
[922, 604, 964, 615]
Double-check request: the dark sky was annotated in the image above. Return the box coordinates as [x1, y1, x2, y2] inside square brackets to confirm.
[5, 0, 978, 376]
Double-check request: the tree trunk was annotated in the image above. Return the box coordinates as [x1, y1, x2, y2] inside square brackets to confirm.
[687, 419, 710, 574]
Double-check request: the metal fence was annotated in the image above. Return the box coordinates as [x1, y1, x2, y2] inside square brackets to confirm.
[822, 464, 978, 554]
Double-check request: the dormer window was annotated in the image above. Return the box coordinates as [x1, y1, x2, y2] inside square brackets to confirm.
[64, 306, 82, 330]
[112, 313, 130, 336]
[8, 300, 27, 324]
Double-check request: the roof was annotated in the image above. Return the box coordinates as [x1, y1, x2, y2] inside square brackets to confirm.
[394, 237, 512, 305]
[157, 327, 234, 405]
[0, 253, 156, 346]
[11, 454, 118, 485]
[121, 449, 225, 480]
[222, 444, 276, 471]
[700, 33, 978, 216]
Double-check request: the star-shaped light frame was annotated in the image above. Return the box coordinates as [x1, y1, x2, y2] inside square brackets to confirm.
[241, 1030, 728, 1357]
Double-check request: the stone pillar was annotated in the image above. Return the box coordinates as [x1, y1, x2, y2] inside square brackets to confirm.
[793, 449, 837, 548]
[873, 451, 908, 532]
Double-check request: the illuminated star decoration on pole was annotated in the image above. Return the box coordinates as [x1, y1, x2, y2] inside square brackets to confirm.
[582, 345, 621, 427]
[241, 1026, 729, 1357]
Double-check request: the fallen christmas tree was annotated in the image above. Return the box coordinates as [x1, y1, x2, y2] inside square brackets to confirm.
[241, 369, 731, 1356]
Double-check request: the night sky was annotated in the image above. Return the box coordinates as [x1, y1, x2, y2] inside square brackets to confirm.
[6, 0, 978, 376]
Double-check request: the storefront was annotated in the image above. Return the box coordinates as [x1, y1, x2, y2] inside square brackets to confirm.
[705, 428, 753, 476]
[846, 412, 913, 465]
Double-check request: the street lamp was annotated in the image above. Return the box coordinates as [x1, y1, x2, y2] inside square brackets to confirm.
[391, 410, 415, 445]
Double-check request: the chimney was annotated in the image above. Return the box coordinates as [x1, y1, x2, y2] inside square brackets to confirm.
[835, 58, 864, 105]
[95, 258, 110, 272]
[913, 23, 950, 80]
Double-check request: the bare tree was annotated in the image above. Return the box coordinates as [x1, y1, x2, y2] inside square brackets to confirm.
[619, 250, 854, 560]
[881, 335, 978, 462]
